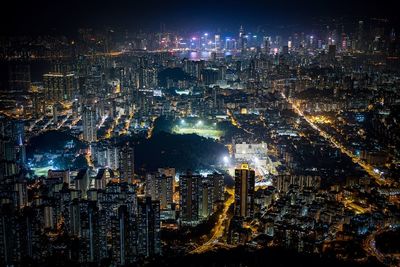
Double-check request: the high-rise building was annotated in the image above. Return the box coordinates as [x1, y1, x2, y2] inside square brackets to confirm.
[215, 34, 221, 50]
[263, 36, 271, 54]
[0, 118, 26, 179]
[274, 174, 321, 193]
[8, 64, 31, 93]
[156, 174, 174, 209]
[75, 201, 101, 264]
[137, 197, 161, 258]
[238, 25, 246, 51]
[158, 167, 175, 178]
[118, 143, 134, 183]
[82, 106, 97, 142]
[201, 68, 219, 85]
[357, 20, 365, 51]
[43, 72, 75, 101]
[74, 168, 90, 197]
[179, 172, 200, 223]
[145, 172, 174, 209]
[111, 205, 136, 265]
[198, 179, 213, 219]
[207, 172, 224, 204]
[137, 67, 158, 89]
[93, 143, 119, 170]
[234, 163, 255, 218]
[0, 203, 17, 265]
[328, 44, 336, 60]
[145, 173, 157, 199]
[197, 173, 225, 218]
[282, 45, 289, 55]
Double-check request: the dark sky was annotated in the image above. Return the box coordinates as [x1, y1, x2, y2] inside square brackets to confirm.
[1, 0, 398, 34]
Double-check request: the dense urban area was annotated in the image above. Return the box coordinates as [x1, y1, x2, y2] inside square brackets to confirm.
[1, 15, 400, 267]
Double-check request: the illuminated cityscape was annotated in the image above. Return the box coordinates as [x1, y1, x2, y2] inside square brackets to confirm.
[1, 0, 400, 266]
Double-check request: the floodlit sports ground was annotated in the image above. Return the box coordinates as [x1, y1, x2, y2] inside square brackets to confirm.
[32, 166, 53, 177]
[172, 123, 223, 140]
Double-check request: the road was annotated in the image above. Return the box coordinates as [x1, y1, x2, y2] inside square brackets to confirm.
[281, 93, 389, 186]
[363, 225, 400, 267]
[227, 109, 254, 135]
[190, 187, 235, 254]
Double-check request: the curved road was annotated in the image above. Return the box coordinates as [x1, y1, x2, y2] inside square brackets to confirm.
[190, 188, 235, 254]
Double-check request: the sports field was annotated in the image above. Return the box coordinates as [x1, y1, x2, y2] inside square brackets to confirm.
[173, 125, 223, 140]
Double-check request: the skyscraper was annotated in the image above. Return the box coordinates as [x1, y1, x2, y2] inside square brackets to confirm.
[234, 163, 255, 218]
[198, 179, 213, 219]
[208, 172, 224, 204]
[157, 174, 174, 209]
[118, 143, 134, 183]
[137, 197, 161, 258]
[263, 36, 271, 54]
[8, 64, 31, 93]
[82, 106, 97, 143]
[179, 172, 200, 223]
[43, 72, 75, 101]
[357, 20, 365, 51]
[238, 25, 246, 51]
[146, 173, 174, 209]
[215, 34, 221, 50]
[145, 173, 157, 199]
[111, 205, 136, 265]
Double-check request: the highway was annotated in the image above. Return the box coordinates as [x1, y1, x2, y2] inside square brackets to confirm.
[363, 225, 400, 267]
[281, 92, 389, 186]
[190, 187, 235, 254]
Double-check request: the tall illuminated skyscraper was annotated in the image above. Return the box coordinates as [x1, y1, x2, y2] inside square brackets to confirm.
[198, 179, 213, 219]
[238, 25, 245, 51]
[110, 205, 136, 265]
[145, 172, 174, 207]
[82, 106, 97, 143]
[234, 163, 255, 218]
[118, 143, 134, 183]
[214, 34, 221, 50]
[137, 197, 161, 258]
[179, 171, 200, 223]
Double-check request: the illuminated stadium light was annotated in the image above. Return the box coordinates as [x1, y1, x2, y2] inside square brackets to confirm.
[254, 157, 260, 165]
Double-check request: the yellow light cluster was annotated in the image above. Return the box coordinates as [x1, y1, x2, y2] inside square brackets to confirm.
[308, 115, 332, 124]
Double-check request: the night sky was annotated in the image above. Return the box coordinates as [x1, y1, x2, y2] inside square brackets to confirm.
[1, 0, 397, 34]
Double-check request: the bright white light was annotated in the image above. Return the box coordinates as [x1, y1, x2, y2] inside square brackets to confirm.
[200, 171, 212, 176]
[223, 156, 229, 163]
[180, 119, 185, 124]
[197, 120, 203, 126]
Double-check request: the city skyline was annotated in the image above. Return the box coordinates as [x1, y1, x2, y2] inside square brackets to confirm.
[1, 0, 399, 34]
[1, 1, 400, 267]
